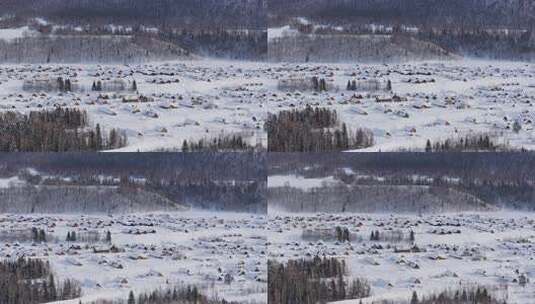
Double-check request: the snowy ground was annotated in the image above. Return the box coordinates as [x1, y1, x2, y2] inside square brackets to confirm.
[268, 211, 535, 304]
[0, 211, 267, 303]
[266, 59, 535, 151]
[0, 60, 268, 151]
[2, 59, 535, 151]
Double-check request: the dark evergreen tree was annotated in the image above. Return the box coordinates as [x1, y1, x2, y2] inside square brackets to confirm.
[128, 290, 136, 304]
[411, 291, 419, 304]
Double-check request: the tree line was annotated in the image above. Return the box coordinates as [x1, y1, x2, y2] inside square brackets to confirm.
[0, 153, 266, 184]
[268, 183, 489, 213]
[149, 179, 266, 213]
[66, 230, 111, 243]
[269, 0, 535, 29]
[31, 227, 47, 243]
[370, 229, 415, 243]
[418, 28, 535, 62]
[269, 153, 535, 211]
[381, 286, 505, 304]
[302, 226, 351, 242]
[423, 134, 510, 152]
[0, 0, 266, 30]
[85, 285, 242, 304]
[266, 106, 374, 152]
[0, 258, 81, 304]
[269, 256, 371, 304]
[181, 134, 260, 152]
[0, 183, 184, 214]
[159, 29, 267, 60]
[268, 153, 535, 186]
[0, 35, 189, 64]
[0, 153, 267, 214]
[0, 108, 127, 151]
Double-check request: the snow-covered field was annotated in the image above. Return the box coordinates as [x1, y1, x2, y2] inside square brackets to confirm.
[2, 59, 535, 151]
[0, 60, 268, 151]
[0, 26, 39, 42]
[268, 211, 535, 303]
[267, 59, 535, 151]
[0, 212, 267, 303]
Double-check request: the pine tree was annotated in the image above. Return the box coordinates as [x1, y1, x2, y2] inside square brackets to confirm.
[32, 227, 39, 242]
[88, 131, 96, 150]
[43, 280, 49, 301]
[335, 226, 342, 241]
[411, 290, 419, 304]
[337, 271, 346, 299]
[425, 139, 432, 152]
[127, 290, 135, 304]
[341, 123, 349, 149]
[319, 78, 327, 91]
[343, 228, 350, 242]
[63, 279, 71, 299]
[386, 79, 392, 91]
[461, 289, 468, 301]
[312, 76, 319, 91]
[48, 274, 57, 300]
[65, 79, 72, 92]
[109, 129, 118, 149]
[95, 124, 102, 150]
[39, 229, 46, 242]
[57, 77, 65, 92]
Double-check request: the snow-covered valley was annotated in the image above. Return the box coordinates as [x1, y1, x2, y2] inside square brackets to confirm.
[0, 60, 268, 151]
[0, 212, 267, 304]
[268, 211, 535, 304]
[266, 59, 535, 151]
[2, 59, 535, 151]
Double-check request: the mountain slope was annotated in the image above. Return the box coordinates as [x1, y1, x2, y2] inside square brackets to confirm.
[0, 0, 267, 29]
[0, 185, 189, 214]
[269, 0, 535, 28]
[269, 184, 495, 213]
[269, 33, 456, 62]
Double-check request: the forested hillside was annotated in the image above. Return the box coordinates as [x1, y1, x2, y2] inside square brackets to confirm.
[269, 34, 454, 63]
[0, 35, 192, 63]
[0, 0, 267, 61]
[269, 153, 535, 212]
[269, 0, 535, 28]
[1, 0, 266, 29]
[269, 184, 492, 213]
[0, 185, 186, 214]
[268, 0, 535, 61]
[0, 153, 267, 213]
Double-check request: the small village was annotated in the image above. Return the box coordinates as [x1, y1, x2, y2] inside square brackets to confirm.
[268, 60, 535, 151]
[268, 212, 535, 303]
[0, 212, 267, 303]
[1, 59, 535, 151]
[0, 61, 268, 151]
